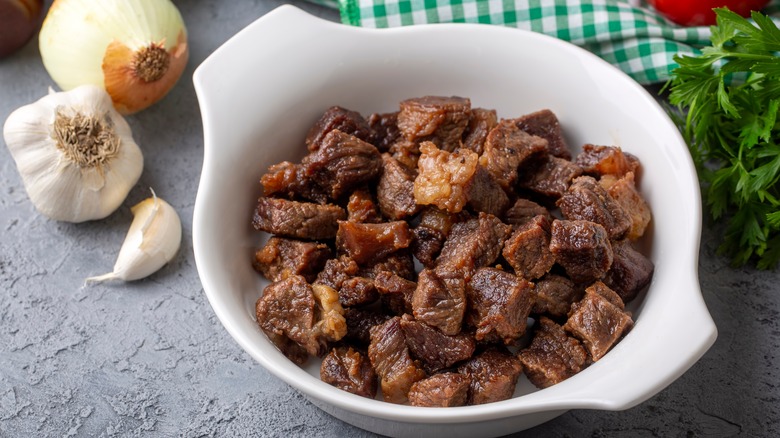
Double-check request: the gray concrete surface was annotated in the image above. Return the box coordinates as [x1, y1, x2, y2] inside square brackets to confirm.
[1, 1, 778, 437]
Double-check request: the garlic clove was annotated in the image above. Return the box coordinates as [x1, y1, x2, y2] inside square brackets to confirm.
[86, 190, 182, 283]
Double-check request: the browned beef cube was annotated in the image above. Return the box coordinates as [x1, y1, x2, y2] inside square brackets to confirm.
[397, 96, 471, 151]
[481, 119, 549, 190]
[339, 277, 379, 307]
[253, 197, 346, 240]
[435, 213, 512, 280]
[302, 129, 383, 202]
[412, 226, 445, 269]
[532, 274, 581, 318]
[377, 154, 420, 220]
[400, 314, 476, 372]
[413, 142, 479, 213]
[586, 280, 626, 309]
[315, 256, 376, 307]
[412, 269, 466, 336]
[364, 251, 416, 281]
[600, 172, 651, 240]
[502, 215, 555, 280]
[256, 276, 346, 357]
[388, 138, 420, 170]
[316, 255, 359, 291]
[575, 144, 639, 178]
[558, 176, 631, 240]
[518, 317, 588, 388]
[549, 220, 613, 284]
[513, 109, 571, 160]
[260, 161, 313, 201]
[564, 282, 633, 361]
[320, 346, 378, 398]
[336, 220, 412, 266]
[458, 348, 523, 405]
[518, 155, 583, 199]
[462, 108, 498, 154]
[408, 373, 470, 407]
[253, 237, 332, 283]
[306, 106, 371, 152]
[347, 189, 381, 223]
[466, 268, 533, 344]
[603, 240, 654, 304]
[374, 270, 417, 315]
[368, 317, 427, 404]
[343, 308, 390, 346]
[466, 165, 511, 217]
[367, 111, 401, 152]
[503, 198, 552, 228]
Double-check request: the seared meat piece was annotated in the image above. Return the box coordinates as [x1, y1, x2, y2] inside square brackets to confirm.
[397, 95, 471, 151]
[368, 317, 427, 404]
[364, 251, 416, 281]
[315, 256, 377, 307]
[412, 207, 467, 268]
[513, 109, 571, 160]
[502, 215, 555, 280]
[458, 348, 523, 405]
[466, 165, 511, 216]
[480, 119, 548, 190]
[600, 172, 651, 240]
[374, 270, 417, 315]
[408, 373, 470, 407]
[306, 106, 372, 152]
[412, 269, 466, 336]
[558, 176, 631, 240]
[260, 161, 314, 201]
[263, 330, 309, 365]
[400, 314, 476, 372]
[462, 108, 498, 154]
[316, 255, 360, 291]
[503, 198, 552, 228]
[532, 274, 581, 318]
[388, 138, 420, 170]
[377, 154, 420, 220]
[563, 281, 633, 361]
[253, 237, 332, 283]
[466, 268, 533, 344]
[256, 276, 346, 357]
[367, 111, 401, 152]
[549, 219, 614, 284]
[518, 155, 583, 199]
[253, 197, 345, 240]
[603, 240, 654, 304]
[320, 346, 378, 398]
[518, 316, 589, 388]
[435, 213, 512, 280]
[302, 129, 383, 202]
[347, 189, 382, 223]
[343, 308, 390, 346]
[575, 144, 639, 178]
[339, 277, 379, 307]
[336, 220, 412, 266]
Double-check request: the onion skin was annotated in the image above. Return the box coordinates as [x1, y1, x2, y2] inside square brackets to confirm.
[0, 0, 43, 58]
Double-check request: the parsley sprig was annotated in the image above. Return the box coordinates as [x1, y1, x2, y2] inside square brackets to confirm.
[668, 8, 780, 269]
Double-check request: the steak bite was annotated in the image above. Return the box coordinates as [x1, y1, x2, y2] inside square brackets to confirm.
[368, 317, 427, 404]
[563, 281, 634, 361]
[502, 215, 556, 280]
[374, 270, 417, 315]
[518, 316, 589, 388]
[367, 111, 401, 152]
[377, 153, 420, 220]
[411, 207, 466, 267]
[466, 267, 534, 344]
[513, 109, 571, 160]
[600, 172, 651, 240]
[532, 274, 581, 318]
[306, 106, 372, 152]
[320, 346, 378, 398]
[338, 277, 379, 307]
[388, 138, 420, 170]
[253, 197, 346, 240]
[412, 269, 467, 336]
[518, 155, 583, 199]
[343, 308, 390, 346]
[260, 161, 312, 201]
[466, 164, 511, 217]
[408, 372, 470, 407]
[603, 240, 654, 304]
[503, 198, 552, 228]
[462, 108, 498, 154]
[458, 348, 524, 405]
[256, 275, 347, 357]
[480, 119, 549, 191]
[315, 256, 377, 307]
[397, 95, 471, 151]
[364, 251, 417, 281]
[558, 176, 631, 240]
[347, 189, 382, 223]
[575, 144, 639, 178]
[549, 219, 614, 284]
[435, 213, 512, 280]
[400, 314, 476, 372]
[253, 237, 332, 283]
[336, 220, 412, 266]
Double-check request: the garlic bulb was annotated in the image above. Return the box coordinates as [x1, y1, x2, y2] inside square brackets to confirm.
[86, 189, 182, 283]
[39, 0, 188, 114]
[3, 85, 143, 222]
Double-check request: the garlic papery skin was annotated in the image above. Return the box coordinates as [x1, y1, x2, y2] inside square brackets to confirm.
[3, 85, 143, 222]
[39, 0, 188, 114]
[86, 190, 182, 283]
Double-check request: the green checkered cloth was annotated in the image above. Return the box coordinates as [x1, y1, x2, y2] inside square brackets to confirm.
[306, 0, 780, 84]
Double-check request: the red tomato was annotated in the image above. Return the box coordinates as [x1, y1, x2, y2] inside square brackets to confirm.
[647, 0, 770, 26]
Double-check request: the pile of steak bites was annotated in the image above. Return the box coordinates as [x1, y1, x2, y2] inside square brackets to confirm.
[252, 96, 654, 407]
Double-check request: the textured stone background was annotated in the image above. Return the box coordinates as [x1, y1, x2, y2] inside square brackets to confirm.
[1, 1, 778, 437]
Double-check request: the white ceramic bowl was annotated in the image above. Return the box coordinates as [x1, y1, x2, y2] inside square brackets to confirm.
[193, 6, 717, 437]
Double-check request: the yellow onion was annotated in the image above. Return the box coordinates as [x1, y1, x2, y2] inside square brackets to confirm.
[39, 0, 188, 114]
[0, 0, 43, 58]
